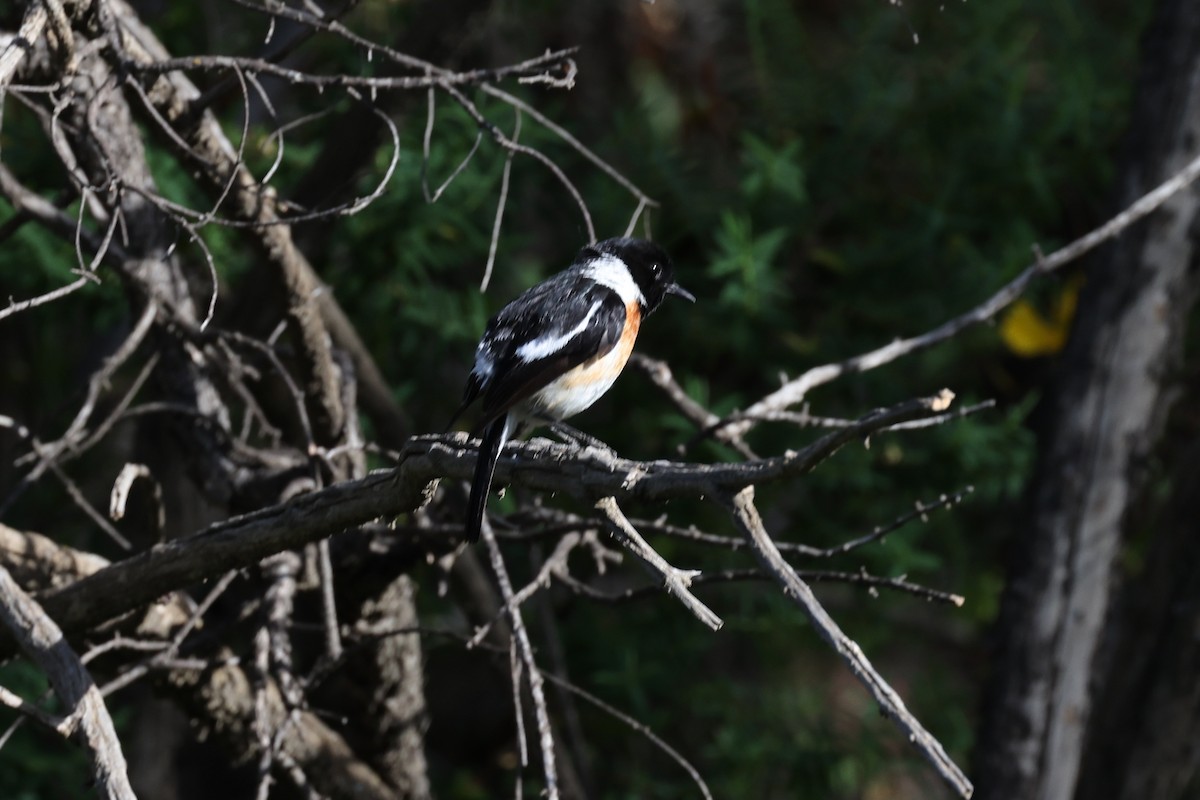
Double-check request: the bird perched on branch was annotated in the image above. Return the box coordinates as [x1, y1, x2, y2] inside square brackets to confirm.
[450, 237, 695, 542]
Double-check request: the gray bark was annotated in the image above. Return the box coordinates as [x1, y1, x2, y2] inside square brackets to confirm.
[973, 0, 1200, 797]
[1073, 443, 1200, 800]
[361, 575, 433, 798]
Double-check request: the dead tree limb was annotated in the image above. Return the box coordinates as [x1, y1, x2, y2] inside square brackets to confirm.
[721, 487, 973, 799]
[0, 524, 398, 800]
[0, 391, 950, 659]
[0, 565, 137, 800]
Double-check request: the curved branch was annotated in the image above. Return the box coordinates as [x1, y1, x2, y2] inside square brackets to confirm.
[0, 566, 136, 800]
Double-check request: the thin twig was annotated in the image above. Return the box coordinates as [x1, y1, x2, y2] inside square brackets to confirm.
[132, 48, 579, 92]
[439, 81, 595, 242]
[705, 147, 1200, 446]
[540, 671, 713, 800]
[739, 399, 995, 433]
[0, 275, 90, 321]
[519, 484, 972, 561]
[420, 104, 480, 205]
[315, 540, 342, 660]
[468, 531, 592, 648]
[482, 108, 520, 291]
[7, 302, 156, 501]
[561, 566, 964, 606]
[480, 518, 560, 800]
[596, 497, 723, 630]
[628, 354, 753, 458]
[721, 486, 973, 798]
[800, 486, 975, 559]
[481, 85, 658, 212]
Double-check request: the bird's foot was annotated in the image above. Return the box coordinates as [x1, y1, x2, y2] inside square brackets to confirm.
[548, 422, 615, 454]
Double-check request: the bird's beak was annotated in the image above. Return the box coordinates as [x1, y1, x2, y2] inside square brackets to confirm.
[666, 283, 696, 303]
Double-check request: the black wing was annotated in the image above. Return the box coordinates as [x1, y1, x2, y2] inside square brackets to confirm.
[454, 271, 626, 430]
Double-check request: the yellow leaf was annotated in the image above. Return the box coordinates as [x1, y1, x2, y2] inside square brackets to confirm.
[999, 278, 1081, 357]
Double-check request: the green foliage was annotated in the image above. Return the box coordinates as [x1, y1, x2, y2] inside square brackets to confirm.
[326, 99, 515, 420]
[709, 211, 790, 315]
[460, 2, 1146, 797]
[0, 0, 1154, 796]
[0, 663, 92, 799]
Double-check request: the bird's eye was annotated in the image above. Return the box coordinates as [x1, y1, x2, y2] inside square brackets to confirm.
[651, 262, 662, 276]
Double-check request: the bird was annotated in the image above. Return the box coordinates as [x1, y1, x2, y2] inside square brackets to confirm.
[450, 237, 695, 542]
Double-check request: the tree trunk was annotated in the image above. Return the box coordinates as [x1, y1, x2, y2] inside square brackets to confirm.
[1073, 441, 1200, 800]
[973, 1, 1200, 798]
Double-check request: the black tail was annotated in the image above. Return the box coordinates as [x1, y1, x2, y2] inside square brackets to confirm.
[465, 413, 512, 542]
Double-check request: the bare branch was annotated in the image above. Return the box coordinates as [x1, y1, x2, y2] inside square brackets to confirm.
[628, 354, 754, 457]
[0, 274, 91, 321]
[563, 567, 965, 607]
[721, 486, 973, 798]
[0, 391, 950, 660]
[480, 85, 659, 214]
[131, 48, 579, 92]
[6, 469, 432, 657]
[595, 497, 723, 631]
[417, 390, 956, 503]
[0, 522, 191, 638]
[480, 518, 560, 800]
[482, 108, 520, 291]
[0, 565, 137, 800]
[707, 147, 1200, 446]
[439, 81, 596, 242]
[0, 2, 48, 91]
[539, 671, 713, 800]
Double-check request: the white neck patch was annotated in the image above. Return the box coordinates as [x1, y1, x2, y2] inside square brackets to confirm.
[583, 254, 644, 307]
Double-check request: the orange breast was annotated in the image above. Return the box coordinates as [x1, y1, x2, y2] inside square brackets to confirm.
[560, 301, 641, 388]
[527, 301, 642, 421]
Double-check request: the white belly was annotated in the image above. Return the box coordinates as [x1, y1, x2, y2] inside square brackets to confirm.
[524, 339, 633, 422]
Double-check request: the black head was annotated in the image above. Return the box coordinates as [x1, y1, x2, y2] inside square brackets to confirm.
[585, 237, 695, 314]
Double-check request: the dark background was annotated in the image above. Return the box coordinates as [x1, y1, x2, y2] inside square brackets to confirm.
[5, 1, 1195, 799]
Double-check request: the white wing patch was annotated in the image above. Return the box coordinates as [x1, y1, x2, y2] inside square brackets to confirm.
[583, 254, 644, 307]
[472, 339, 497, 381]
[516, 300, 603, 362]
[472, 351, 495, 380]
